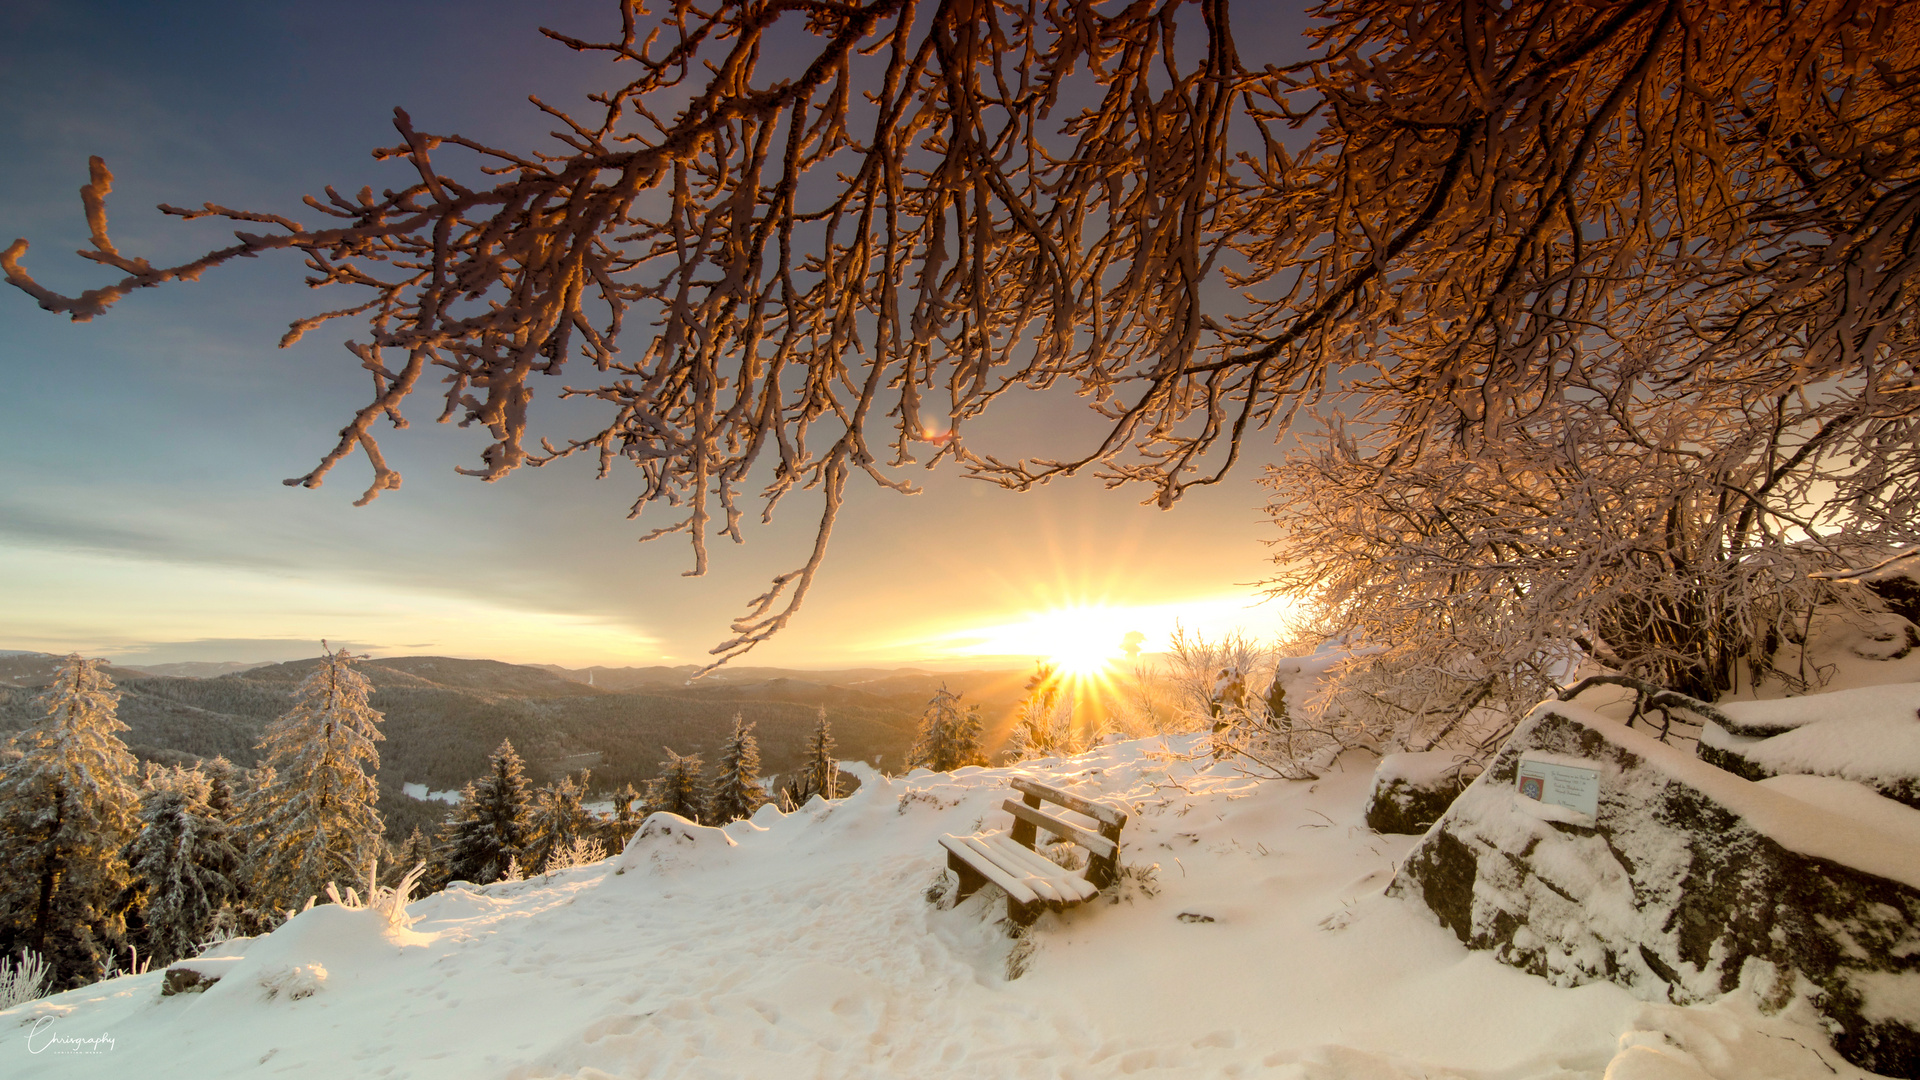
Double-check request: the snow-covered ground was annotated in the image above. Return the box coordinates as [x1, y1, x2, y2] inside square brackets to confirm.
[3, 736, 1867, 1079]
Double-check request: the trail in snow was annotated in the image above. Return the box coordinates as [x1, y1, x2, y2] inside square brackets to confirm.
[3, 736, 1864, 1079]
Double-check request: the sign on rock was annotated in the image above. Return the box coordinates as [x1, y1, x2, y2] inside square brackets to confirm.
[1516, 754, 1600, 818]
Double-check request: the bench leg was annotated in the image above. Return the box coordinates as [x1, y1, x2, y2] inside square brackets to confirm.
[1007, 895, 1043, 928]
[947, 850, 987, 906]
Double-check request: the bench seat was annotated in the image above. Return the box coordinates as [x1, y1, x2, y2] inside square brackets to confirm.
[935, 777, 1127, 925]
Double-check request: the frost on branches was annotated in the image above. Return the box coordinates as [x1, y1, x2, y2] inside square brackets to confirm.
[239, 646, 386, 911]
[0, 654, 140, 989]
[6, 1, 1916, 672]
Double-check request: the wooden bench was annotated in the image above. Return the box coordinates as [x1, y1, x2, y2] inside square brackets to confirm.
[937, 777, 1128, 925]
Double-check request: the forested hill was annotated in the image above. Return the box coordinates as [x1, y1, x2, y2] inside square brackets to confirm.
[0, 653, 1022, 840]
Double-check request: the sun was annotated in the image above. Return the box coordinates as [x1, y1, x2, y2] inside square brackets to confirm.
[1016, 606, 1129, 678]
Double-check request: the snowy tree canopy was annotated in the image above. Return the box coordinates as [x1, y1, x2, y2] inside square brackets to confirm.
[239, 646, 387, 911]
[0, 654, 140, 987]
[6, 0, 1917, 668]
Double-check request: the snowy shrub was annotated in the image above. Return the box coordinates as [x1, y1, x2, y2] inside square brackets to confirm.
[542, 837, 606, 875]
[0, 949, 51, 1009]
[323, 858, 427, 930]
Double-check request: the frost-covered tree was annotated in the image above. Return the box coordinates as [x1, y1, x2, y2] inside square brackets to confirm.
[238, 646, 386, 911]
[802, 709, 838, 802]
[704, 716, 767, 826]
[648, 750, 705, 823]
[437, 739, 531, 887]
[122, 766, 240, 967]
[1008, 665, 1074, 762]
[11, 1, 1917, 672]
[1263, 383, 1916, 759]
[523, 772, 593, 874]
[908, 687, 985, 773]
[0, 655, 140, 988]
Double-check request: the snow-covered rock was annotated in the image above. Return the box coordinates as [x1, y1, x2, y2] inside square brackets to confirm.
[1699, 683, 1920, 809]
[1362, 751, 1478, 834]
[1391, 701, 1920, 1078]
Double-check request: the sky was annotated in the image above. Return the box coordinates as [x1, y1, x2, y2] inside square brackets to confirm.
[0, 0, 1316, 672]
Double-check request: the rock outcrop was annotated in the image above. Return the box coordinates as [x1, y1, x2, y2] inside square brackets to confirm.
[1363, 751, 1477, 834]
[1389, 702, 1920, 1078]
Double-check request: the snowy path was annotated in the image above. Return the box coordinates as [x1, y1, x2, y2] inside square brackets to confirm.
[3, 737, 1867, 1079]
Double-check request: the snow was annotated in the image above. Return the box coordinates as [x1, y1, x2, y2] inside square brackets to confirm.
[401, 783, 462, 805]
[1756, 774, 1920, 852]
[1, 735, 1873, 1079]
[1371, 750, 1470, 788]
[1718, 682, 1920, 736]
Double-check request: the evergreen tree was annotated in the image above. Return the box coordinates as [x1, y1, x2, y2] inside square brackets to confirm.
[437, 739, 531, 886]
[602, 783, 644, 852]
[386, 826, 433, 888]
[0, 655, 140, 989]
[649, 749, 705, 823]
[704, 716, 768, 825]
[238, 646, 386, 911]
[523, 771, 593, 874]
[909, 685, 986, 772]
[805, 708, 838, 801]
[122, 766, 239, 967]
[1009, 663, 1073, 761]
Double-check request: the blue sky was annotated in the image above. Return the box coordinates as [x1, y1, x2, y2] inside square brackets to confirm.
[0, 0, 1312, 670]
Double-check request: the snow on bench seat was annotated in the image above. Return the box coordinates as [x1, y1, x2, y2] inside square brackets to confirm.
[936, 776, 1126, 925]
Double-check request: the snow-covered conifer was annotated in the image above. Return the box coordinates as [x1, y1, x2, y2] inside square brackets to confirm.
[649, 750, 705, 823]
[704, 716, 767, 825]
[523, 772, 593, 873]
[238, 646, 386, 911]
[909, 686, 986, 772]
[123, 766, 240, 966]
[438, 739, 531, 886]
[805, 709, 838, 800]
[0, 655, 140, 988]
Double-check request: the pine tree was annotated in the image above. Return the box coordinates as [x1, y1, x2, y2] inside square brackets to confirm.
[910, 685, 987, 772]
[805, 709, 838, 801]
[437, 739, 531, 886]
[649, 749, 705, 823]
[704, 716, 768, 825]
[123, 766, 240, 967]
[0, 655, 140, 989]
[386, 827, 433, 888]
[238, 646, 386, 911]
[523, 772, 593, 874]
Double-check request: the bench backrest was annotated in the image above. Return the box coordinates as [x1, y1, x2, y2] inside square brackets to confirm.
[1004, 777, 1128, 889]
